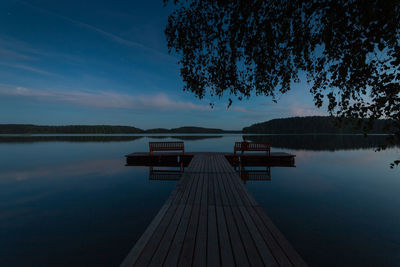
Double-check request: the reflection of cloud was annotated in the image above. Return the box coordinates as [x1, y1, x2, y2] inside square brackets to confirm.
[292, 149, 317, 162]
[0, 84, 210, 111]
[0, 158, 127, 183]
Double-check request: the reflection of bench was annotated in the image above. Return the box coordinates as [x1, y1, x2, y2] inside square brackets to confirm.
[149, 165, 183, 180]
[149, 142, 185, 155]
[239, 168, 271, 183]
[234, 142, 270, 155]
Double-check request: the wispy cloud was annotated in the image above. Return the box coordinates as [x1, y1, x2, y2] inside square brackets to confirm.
[229, 106, 251, 113]
[0, 36, 83, 64]
[289, 101, 326, 116]
[0, 84, 210, 111]
[0, 62, 55, 76]
[0, 47, 35, 60]
[17, 0, 174, 60]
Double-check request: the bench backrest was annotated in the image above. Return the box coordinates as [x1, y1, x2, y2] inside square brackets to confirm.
[149, 142, 185, 155]
[234, 142, 270, 155]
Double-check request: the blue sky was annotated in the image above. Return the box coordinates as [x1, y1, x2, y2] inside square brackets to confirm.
[0, 0, 324, 130]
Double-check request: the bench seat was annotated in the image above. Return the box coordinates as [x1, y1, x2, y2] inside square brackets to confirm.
[234, 141, 270, 155]
[149, 142, 185, 155]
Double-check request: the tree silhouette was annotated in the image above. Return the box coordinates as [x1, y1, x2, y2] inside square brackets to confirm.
[164, 0, 400, 166]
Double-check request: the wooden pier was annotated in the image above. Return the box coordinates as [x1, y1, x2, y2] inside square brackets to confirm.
[126, 151, 295, 167]
[121, 153, 306, 266]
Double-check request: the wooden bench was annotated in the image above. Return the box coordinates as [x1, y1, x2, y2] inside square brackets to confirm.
[234, 141, 271, 155]
[149, 142, 185, 155]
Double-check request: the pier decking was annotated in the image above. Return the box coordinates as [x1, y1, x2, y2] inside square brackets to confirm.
[126, 151, 295, 167]
[121, 153, 306, 266]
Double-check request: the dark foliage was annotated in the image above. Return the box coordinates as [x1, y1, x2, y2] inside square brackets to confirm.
[164, 0, 400, 166]
[243, 116, 394, 134]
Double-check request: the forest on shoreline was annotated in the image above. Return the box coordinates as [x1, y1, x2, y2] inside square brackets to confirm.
[1, 116, 394, 134]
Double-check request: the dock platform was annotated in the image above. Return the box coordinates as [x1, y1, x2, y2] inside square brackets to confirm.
[126, 151, 295, 167]
[121, 153, 306, 266]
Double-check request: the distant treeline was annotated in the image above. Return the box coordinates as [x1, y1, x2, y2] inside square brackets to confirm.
[243, 116, 394, 134]
[246, 134, 395, 151]
[0, 124, 144, 134]
[0, 124, 238, 134]
[0, 135, 143, 143]
[1, 116, 394, 134]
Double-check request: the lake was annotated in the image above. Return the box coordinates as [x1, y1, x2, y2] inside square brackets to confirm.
[0, 134, 399, 266]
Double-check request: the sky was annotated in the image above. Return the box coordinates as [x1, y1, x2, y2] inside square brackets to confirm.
[0, 0, 325, 130]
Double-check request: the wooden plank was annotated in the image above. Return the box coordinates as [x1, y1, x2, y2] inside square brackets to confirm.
[193, 173, 208, 267]
[223, 172, 245, 207]
[193, 169, 204, 205]
[217, 169, 237, 207]
[122, 153, 306, 267]
[135, 163, 195, 266]
[207, 165, 220, 267]
[230, 206, 264, 267]
[216, 171, 229, 206]
[178, 163, 205, 267]
[255, 206, 308, 267]
[218, 164, 264, 266]
[120, 203, 170, 267]
[159, 203, 192, 267]
[148, 165, 198, 266]
[132, 198, 182, 266]
[246, 206, 293, 266]
[238, 206, 278, 266]
[222, 205, 250, 266]
[220, 156, 305, 266]
[208, 172, 216, 205]
[220, 157, 297, 266]
[218, 173, 249, 266]
[229, 172, 258, 207]
[163, 172, 201, 266]
[177, 204, 201, 266]
[207, 204, 220, 267]
[214, 172, 222, 206]
[220, 158, 258, 206]
[120, 177, 184, 267]
[215, 205, 235, 267]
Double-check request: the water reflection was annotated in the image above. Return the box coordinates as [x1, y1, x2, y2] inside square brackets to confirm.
[0, 135, 144, 143]
[135, 158, 294, 183]
[127, 159, 188, 181]
[1, 134, 399, 267]
[246, 134, 395, 150]
[149, 166, 184, 180]
[2, 134, 395, 151]
[238, 167, 271, 183]
[234, 160, 295, 182]
[0, 158, 127, 183]
[0, 135, 223, 143]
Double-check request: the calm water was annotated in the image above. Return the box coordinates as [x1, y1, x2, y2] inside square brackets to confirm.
[0, 134, 399, 266]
